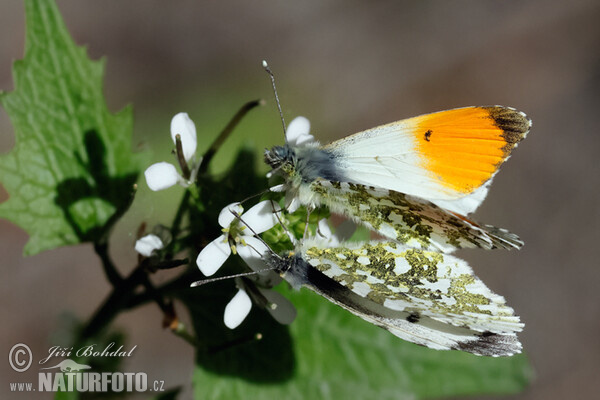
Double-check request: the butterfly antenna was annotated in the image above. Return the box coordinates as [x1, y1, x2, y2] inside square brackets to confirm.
[262, 60, 287, 138]
[238, 188, 273, 207]
[190, 267, 278, 287]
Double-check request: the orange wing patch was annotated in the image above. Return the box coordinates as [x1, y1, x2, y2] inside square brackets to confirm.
[411, 106, 530, 194]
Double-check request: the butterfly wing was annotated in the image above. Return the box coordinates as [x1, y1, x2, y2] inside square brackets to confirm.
[323, 106, 531, 215]
[308, 179, 523, 252]
[296, 239, 523, 356]
[301, 266, 521, 356]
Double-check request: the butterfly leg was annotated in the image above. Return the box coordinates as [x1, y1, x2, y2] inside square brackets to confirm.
[303, 205, 313, 239]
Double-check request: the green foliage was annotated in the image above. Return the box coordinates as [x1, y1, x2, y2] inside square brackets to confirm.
[151, 388, 183, 400]
[54, 390, 78, 400]
[0, 0, 143, 255]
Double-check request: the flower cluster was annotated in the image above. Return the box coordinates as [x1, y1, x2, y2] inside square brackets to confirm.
[196, 201, 277, 276]
[195, 200, 297, 328]
[141, 113, 336, 330]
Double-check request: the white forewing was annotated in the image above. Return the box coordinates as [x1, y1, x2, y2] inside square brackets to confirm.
[324, 120, 483, 214]
[319, 106, 531, 215]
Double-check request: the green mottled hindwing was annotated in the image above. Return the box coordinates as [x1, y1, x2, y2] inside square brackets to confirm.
[299, 239, 522, 335]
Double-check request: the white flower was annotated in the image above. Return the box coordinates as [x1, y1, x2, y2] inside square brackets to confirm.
[194, 200, 296, 329]
[286, 116, 315, 146]
[285, 192, 302, 214]
[196, 200, 281, 277]
[134, 234, 164, 257]
[170, 112, 197, 162]
[224, 288, 253, 329]
[144, 112, 200, 191]
[223, 283, 297, 329]
[268, 183, 301, 214]
[144, 162, 183, 191]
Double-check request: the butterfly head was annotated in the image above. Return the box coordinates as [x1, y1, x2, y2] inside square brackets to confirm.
[264, 145, 297, 176]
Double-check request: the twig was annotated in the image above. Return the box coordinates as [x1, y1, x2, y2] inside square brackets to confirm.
[94, 241, 123, 286]
[199, 99, 263, 173]
[79, 264, 147, 340]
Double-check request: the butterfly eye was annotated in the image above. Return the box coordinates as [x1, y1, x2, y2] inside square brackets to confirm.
[264, 145, 293, 169]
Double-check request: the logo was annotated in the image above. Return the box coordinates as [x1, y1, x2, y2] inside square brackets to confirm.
[40, 359, 91, 372]
[9, 343, 32, 372]
[8, 342, 166, 394]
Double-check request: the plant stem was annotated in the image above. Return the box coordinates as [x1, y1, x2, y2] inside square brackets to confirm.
[199, 99, 263, 174]
[82, 187, 194, 343]
[169, 190, 191, 249]
[171, 321, 199, 347]
[79, 264, 147, 341]
[80, 99, 264, 345]
[94, 241, 123, 286]
[124, 270, 195, 310]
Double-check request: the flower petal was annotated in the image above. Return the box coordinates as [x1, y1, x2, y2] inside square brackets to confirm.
[196, 235, 230, 276]
[218, 202, 244, 228]
[258, 288, 297, 325]
[170, 112, 197, 161]
[144, 162, 180, 191]
[237, 236, 269, 272]
[239, 200, 281, 234]
[285, 193, 301, 214]
[224, 289, 252, 329]
[269, 184, 286, 192]
[317, 219, 334, 240]
[295, 133, 316, 146]
[134, 234, 164, 257]
[286, 116, 311, 145]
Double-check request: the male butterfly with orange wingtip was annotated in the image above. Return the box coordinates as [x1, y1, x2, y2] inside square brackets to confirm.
[265, 106, 530, 253]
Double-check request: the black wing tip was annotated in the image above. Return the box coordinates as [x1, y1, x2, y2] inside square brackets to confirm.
[484, 106, 532, 143]
[484, 224, 525, 250]
[456, 331, 523, 357]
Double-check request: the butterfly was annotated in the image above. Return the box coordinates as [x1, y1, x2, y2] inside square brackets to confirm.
[265, 106, 531, 252]
[262, 236, 522, 356]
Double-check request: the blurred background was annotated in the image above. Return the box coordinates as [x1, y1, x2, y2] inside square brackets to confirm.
[1, 0, 599, 398]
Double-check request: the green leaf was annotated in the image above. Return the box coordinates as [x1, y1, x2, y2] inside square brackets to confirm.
[151, 387, 183, 400]
[0, 0, 142, 255]
[187, 285, 532, 399]
[54, 390, 79, 400]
